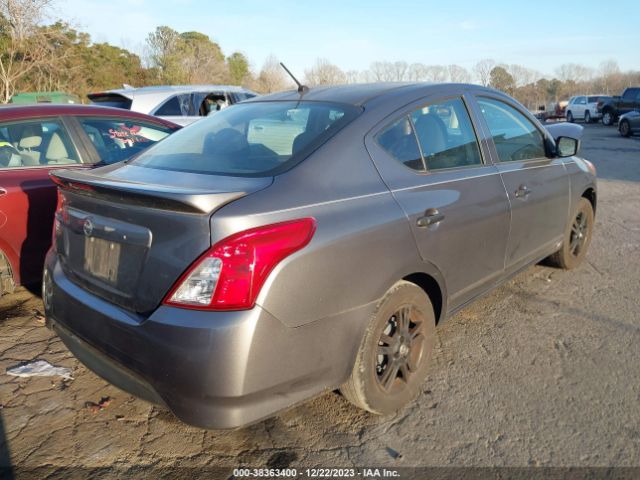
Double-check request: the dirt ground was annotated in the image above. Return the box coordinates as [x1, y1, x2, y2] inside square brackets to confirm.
[0, 124, 639, 476]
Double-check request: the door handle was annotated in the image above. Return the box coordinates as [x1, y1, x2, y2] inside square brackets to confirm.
[417, 209, 445, 227]
[514, 185, 531, 198]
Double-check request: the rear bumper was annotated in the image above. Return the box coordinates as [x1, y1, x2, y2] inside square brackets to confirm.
[43, 253, 372, 429]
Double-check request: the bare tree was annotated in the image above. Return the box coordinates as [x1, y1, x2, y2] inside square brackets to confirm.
[304, 58, 346, 86]
[424, 65, 448, 83]
[256, 55, 290, 93]
[0, 0, 59, 102]
[473, 58, 495, 86]
[447, 64, 471, 83]
[407, 63, 428, 81]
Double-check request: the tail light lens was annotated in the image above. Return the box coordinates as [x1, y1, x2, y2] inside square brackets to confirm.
[164, 218, 317, 311]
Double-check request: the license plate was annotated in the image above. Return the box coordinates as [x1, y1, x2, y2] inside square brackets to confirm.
[84, 237, 121, 284]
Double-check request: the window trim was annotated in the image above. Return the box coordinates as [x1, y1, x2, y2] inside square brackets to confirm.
[475, 94, 550, 165]
[374, 94, 487, 175]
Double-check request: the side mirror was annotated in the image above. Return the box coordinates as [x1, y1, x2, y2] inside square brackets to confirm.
[556, 136, 579, 157]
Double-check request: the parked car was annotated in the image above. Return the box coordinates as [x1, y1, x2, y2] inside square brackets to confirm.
[0, 104, 180, 296]
[619, 110, 640, 137]
[9, 91, 81, 105]
[87, 85, 258, 126]
[565, 95, 611, 123]
[597, 87, 640, 126]
[44, 83, 597, 429]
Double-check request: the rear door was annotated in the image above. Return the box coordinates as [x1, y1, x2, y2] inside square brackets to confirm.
[366, 93, 511, 309]
[574, 96, 587, 119]
[0, 116, 88, 285]
[471, 95, 570, 269]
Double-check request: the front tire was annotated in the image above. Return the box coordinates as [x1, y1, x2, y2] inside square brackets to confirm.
[566, 111, 574, 123]
[620, 120, 631, 137]
[584, 110, 591, 123]
[546, 198, 594, 270]
[341, 281, 436, 415]
[602, 110, 614, 126]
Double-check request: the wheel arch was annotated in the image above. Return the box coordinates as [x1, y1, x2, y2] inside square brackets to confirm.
[582, 187, 597, 214]
[402, 271, 445, 325]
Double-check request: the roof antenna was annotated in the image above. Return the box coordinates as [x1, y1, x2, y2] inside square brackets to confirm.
[280, 62, 309, 94]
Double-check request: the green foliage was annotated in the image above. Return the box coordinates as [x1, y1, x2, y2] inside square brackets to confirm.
[489, 66, 515, 95]
[227, 52, 249, 85]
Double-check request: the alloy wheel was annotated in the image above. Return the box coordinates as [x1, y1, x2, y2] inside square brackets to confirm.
[375, 304, 427, 393]
[569, 212, 589, 257]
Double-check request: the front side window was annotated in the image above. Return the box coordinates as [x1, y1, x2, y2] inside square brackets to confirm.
[131, 101, 361, 177]
[0, 119, 80, 168]
[478, 97, 546, 162]
[78, 117, 174, 165]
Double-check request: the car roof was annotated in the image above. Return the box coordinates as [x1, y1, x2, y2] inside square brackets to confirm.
[0, 103, 181, 128]
[245, 82, 494, 107]
[94, 84, 254, 98]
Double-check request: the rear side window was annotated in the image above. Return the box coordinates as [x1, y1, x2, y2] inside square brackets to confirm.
[377, 117, 423, 170]
[88, 94, 132, 110]
[0, 119, 80, 168]
[77, 117, 174, 165]
[478, 97, 546, 162]
[411, 98, 482, 170]
[155, 95, 191, 116]
[131, 101, 361, 177]
[377, 97, 482, 172]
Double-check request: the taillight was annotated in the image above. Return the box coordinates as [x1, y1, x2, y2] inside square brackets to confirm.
[164, 218, 317, 311]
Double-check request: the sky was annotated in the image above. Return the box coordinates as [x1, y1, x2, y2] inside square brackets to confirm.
[56, 0, 638, 78]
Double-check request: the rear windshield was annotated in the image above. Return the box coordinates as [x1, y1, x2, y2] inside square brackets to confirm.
[130, 101, 361, 176]
[88, 94, 133, 110]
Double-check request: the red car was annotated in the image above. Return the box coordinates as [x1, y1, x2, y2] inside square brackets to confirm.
[0, 104, 180, 295]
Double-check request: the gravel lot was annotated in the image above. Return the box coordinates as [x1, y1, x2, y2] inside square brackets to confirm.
[0, 123, 638, 476]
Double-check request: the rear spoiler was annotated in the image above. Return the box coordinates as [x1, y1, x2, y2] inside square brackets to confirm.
[50, 169, 252, 214]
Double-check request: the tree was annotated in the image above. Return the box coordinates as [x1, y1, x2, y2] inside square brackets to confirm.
[145, 26, 183, 83]
[179, 31, 226, 83]
[473, 59, 495, 86]
[227, 52, 249, 85]
[257, 54, 289, 93]
[304, 58, 346, 86]
[489, 66, 515, 94]
[0, 0, 61, 102]
[447, 64, 471, 83]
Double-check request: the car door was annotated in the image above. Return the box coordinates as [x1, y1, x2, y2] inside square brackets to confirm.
[471, 95, 570, 270]
[0, 117, 87, 286]
[366, 93, 511, 309]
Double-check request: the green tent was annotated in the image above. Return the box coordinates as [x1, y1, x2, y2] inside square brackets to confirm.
[9, 92, 81, 105]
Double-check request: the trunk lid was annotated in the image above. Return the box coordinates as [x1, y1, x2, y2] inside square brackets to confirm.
[52, 164, 272, 315]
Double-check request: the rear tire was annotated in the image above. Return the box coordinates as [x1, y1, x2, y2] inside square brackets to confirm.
[546, 198, 594, 270]
[620, 120, 631, 137]
[566, 111, 574, 123]
[584, 110, 591, 123]
[602, 110, 614, 126]
[341, 281, 436, 415]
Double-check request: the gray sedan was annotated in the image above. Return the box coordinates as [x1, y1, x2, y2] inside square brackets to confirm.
[619, 110, 640, 137]
[43, 83, 597, 429]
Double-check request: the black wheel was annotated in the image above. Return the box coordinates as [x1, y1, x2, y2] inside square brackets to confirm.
[341, 281, 436, 415]
[546, 198, 594, 270]
[566, 111, 574, 123]
[584, 110, 591, 123]
[602, 110, 614, 126]
[620, 120, 631, 137]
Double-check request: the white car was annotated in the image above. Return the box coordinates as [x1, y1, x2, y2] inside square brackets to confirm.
[88, 85, 257, 126]
[565, 95, 612, 123]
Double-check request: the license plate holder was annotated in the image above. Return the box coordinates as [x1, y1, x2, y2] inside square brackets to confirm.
[84, 237, 121, 284]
